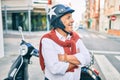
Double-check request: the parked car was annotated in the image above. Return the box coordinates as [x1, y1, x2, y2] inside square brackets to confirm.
[79, 25, 84, 29]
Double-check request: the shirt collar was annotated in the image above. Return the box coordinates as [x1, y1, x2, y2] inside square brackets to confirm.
[55, 30, 71, 41]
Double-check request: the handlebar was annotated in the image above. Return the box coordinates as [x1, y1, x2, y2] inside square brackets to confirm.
[31, 49, 39, 57]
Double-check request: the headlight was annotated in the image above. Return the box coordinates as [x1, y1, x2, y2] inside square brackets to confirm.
[19, 44, 28, 56]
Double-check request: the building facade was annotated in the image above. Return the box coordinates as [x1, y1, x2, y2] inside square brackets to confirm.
[104, 0, 120, 36]
[1, 0, 51, 32]
[85, 0, 120, 36]
[85, 0, 100, 31]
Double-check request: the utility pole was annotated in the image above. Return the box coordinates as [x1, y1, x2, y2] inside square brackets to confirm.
[0, 0, 4, 58]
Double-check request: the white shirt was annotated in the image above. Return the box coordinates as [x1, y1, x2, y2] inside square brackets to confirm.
[41, 30, 91, 80]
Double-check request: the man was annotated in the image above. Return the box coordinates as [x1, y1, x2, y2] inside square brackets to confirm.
[39, 4, 91, 80]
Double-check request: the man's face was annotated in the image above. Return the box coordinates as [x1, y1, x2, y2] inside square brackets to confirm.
[61, 13, 74, 32]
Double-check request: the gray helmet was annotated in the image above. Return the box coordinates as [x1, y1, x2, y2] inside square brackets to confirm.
[47, 4, 74, 29]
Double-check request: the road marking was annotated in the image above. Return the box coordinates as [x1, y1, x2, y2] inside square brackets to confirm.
[80, 33, 107, 39]
[94, 55, 120, 80]
[90, 33, 98, 38]
[98, 35, 107, 39]
[115, 56, 120, 61]
[84, 34, 89, 38]
[89, 50, 120, 54]
[78, 34, 83, 38]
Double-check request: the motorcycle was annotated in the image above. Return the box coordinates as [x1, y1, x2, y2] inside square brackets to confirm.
[4, 27, 39, 80]
[80, 52, 101, 80]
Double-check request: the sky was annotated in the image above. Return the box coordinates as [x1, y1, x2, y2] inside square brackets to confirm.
[56, 0, 86, 26]
[70, 0, 86, 21]
[70, 0, 86, 13]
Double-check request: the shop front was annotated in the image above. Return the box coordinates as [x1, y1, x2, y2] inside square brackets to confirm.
[1, 0, 50, 32]
[2, 9, 48, 32]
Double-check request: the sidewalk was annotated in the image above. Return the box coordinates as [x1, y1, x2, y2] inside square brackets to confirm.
[0, 31, 47, 80]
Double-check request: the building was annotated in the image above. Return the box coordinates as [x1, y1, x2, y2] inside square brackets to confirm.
[1, 0, 55, 57]
[104, 0, 120, 36]
[85, 0, 100, 31]
[85, 0, 120, 36]
[2, 0, 82, 33]
[1, 0, 50, 32]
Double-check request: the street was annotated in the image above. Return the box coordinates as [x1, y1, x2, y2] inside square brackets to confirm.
[0, 0, 120, 80]
[77, 29, 120, 80]
[1, 29, 120, 80]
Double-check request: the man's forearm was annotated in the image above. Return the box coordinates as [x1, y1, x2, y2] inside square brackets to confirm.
[66, 54, 80, 65]
[66, 63, 78, 72]
[58, 54, 80, 66]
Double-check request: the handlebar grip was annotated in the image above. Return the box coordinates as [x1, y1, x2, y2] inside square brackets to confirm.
[32, 49, 39, 57]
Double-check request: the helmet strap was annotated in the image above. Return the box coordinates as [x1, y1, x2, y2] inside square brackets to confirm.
[61, 28, 71, 35]
[52, 18, 71, 35]
[58, 19, 71, 35]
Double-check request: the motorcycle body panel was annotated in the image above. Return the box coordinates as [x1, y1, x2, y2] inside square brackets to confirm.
[80, 67, 101, 80]
[4, 27, 39, 80]
[4, 55, 29, 80]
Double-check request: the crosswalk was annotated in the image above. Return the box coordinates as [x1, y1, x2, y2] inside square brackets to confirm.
[78, 33, 107, 39]
[77, 30, 120, 80]
[93, 52, 120, 80]
[115, 56, 120, 61]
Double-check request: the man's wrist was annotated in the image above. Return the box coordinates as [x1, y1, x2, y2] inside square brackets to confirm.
[64, 54, 67, 62]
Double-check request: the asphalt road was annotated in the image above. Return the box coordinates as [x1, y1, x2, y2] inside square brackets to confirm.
[77, 29, 120, 80]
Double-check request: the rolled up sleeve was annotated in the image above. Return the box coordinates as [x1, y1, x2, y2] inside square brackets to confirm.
[74, 39, 91, 67]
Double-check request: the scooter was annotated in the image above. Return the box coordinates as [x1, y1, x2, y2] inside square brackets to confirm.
[4, 27, 39, 80]
[80, 52, 101, 80]
[4, 27, 101, 80]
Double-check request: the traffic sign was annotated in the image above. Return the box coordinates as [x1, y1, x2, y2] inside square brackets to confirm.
[111, 15, 116, 21]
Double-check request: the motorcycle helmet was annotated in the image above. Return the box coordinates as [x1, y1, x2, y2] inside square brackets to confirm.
[47, 4, 75, 34]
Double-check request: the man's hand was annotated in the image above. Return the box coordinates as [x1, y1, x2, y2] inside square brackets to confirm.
[58, 53, 80, 65]
[58, 54, 66, 62]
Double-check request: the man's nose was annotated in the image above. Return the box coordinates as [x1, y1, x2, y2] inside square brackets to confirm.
[71, 18, 74, 23]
